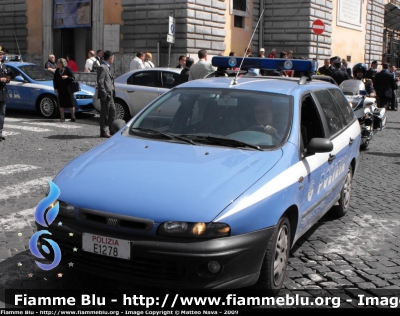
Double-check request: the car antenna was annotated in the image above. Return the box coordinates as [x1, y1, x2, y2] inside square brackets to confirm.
[231, 7, 265, 86]
[14, 31, 23, 62]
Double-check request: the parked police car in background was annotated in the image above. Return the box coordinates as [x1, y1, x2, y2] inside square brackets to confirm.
[4, 58, 95, 118]
[39, 57, 361, 296]
[92, 67, 182, 121]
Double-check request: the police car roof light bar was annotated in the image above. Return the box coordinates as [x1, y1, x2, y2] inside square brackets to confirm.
[212, 56, 317, 74]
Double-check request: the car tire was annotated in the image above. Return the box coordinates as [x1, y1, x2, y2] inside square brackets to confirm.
[38, 95, 59, 118]
[360, 140, 369, 150]
[331, 165, 353, 217]
[252, 216, 290, 296]
[114, 99, 130, 122]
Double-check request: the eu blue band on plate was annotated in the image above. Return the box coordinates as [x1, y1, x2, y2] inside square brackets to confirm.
[212, 57, 317, 72]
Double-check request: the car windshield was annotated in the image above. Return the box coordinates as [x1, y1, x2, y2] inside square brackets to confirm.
[129, 88, 292, 149]
[18, 64, 54, 81]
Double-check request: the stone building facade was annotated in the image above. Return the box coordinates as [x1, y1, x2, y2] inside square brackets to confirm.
[0, 0, 396, 75]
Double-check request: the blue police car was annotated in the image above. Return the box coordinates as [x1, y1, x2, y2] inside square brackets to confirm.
[4, 60, 95, 117]
[39, 57, 361, 295]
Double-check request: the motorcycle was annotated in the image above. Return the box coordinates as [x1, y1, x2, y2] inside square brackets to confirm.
[339, 79, 387, 149]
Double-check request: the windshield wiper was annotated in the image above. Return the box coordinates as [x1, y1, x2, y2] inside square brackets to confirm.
[180, 134, 263, 151]
[131, 128, 197, 145]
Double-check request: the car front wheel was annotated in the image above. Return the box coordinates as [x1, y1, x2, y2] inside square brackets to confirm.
[331, 165, 353, 217]
[253, 216, 290, 296]
[38, 95, 58, 118]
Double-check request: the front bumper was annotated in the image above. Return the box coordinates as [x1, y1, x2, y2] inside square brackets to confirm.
[37, 217, 274, 289]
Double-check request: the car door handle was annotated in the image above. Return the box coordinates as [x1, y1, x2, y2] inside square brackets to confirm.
[127, 91, 135, 93]
[349, 137, 355, 144]
[328, 154, 336, 162]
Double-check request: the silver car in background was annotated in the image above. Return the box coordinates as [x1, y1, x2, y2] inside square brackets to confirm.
[93, 67, 183, 121]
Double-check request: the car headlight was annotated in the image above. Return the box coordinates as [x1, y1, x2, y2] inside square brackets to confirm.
[58, 201, 75, 219]
[157, 221, 230, 238]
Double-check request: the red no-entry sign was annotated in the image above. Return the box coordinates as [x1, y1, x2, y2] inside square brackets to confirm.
[312, 19, 325, 35]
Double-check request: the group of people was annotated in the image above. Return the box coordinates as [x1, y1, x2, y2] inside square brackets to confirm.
[318, 57, 398, 111]
[44, 49, 104, 74]
[42, 49, 105, 124]
[317, 56, 353, 85]
[174, 49, 216, 82]
[129, 52, 155, 70]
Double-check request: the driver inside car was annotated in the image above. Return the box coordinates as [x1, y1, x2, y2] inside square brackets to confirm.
[254, 103, 279, 136]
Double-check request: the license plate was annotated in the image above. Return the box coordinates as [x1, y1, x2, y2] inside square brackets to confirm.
[82, 233, 131, 260]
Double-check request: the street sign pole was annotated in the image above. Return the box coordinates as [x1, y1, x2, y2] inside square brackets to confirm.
[167, 16, 175, 67]
[312, 19, 325, 66]
[168, 43, 171, 68]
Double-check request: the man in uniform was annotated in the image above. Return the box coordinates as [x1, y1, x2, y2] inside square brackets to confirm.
[365, 60, 378, 80]
[330, 59, 350, 85]
[373, 63, 397, 109]
[0, 51, 11, 141]
[318, 59, 332, 76]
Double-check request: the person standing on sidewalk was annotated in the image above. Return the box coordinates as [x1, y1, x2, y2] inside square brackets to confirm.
[129, 52, 145, 71]
[44, 54, 57, 73]
[53, 58, 76, 122]
[373, 62, 397, 110]
[390, 65, 398, 111]
[318, 59, 332, 76]
[176, 55, 187, 69]
[330, 59, 350, 85]
[0, 50, 10, 141]
[97, 50, 116, 138]
[366, 60, 378, 80]
[188, 49, 215, 81]
[180, 57, 194, 83]
[268, 48, 277, 58]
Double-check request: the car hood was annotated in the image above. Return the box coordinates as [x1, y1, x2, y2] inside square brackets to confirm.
[54, 135, 282, 223]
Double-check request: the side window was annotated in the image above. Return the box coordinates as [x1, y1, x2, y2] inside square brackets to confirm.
[127, 71, 158, 87]
[6, 67, 17, 80]
[328, 88, 356, 126]
[300, 94, 325, 151]
[313, 90, 343, 137]
[162, 72, 181, 88]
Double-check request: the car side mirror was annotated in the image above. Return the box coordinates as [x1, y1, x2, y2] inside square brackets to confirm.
[359, 90, 367, 96]
[305, 138, 333, 156]
[14, 75, 25, 82]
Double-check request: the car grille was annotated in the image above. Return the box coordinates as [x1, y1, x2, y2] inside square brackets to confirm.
[55, 238, 185, 282]
[79, 208, 154, 231]
[75, 95, 93, 99]
[77, 104, 94, 110]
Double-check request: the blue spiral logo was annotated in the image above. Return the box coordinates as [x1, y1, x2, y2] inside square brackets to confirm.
[29, 180, 62, 270]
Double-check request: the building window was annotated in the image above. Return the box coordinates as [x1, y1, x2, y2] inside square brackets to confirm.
[233, 0, 246, 11]
[234, 15, 244, 28]
[230, 0, 249, 17]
